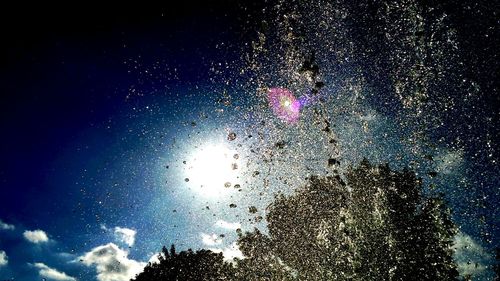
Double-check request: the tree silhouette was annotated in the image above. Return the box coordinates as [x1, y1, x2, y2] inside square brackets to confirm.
[238, 159, 459, 280]
[132, 160, 459, 280]
[131, 245, 236, 281]
[234, 228, 295, 281]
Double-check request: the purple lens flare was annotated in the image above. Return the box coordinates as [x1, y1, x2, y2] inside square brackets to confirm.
[267, 88, 302, 123]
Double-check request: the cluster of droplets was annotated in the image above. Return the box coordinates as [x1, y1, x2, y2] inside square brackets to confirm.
[204, 0, 499, 262]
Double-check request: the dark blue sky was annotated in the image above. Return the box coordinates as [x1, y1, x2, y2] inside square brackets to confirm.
[0, 5, 261, 280]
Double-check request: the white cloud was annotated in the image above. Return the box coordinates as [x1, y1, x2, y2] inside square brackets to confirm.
[0, 219, 15, 230]
[209, 242, 244, 262]
[58, 252, 77, 259]
[215, 220, 241, 230]
[0, 250, 7, 266]
[147, 252, 163, 265]
[201, 233, 223, 246]
[79, 243, 146, 281]
[113, 227, 136, 247]
[33, 262, 77, 281]
[24, 229, 49, 243]
[453, 232, 494, 280]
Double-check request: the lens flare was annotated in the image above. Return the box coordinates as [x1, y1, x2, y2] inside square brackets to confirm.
[268, 88, 301, 123]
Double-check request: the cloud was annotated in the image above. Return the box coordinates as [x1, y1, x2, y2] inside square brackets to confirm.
[79, 243, 146, 281]
[24, 229, 49, 243]
[453, 232, 494, 280]
[201, 233, 222, 246]
[0, 219, 15, 230]
[214, 220, 241, 230]
[113, 227, 136, 247]
[100, 225, 137, 247]
[0, 250, 7, 266]
[209, 242, 244, 262]
[33, 262, 77, 281]
[147, 252, 163, 265]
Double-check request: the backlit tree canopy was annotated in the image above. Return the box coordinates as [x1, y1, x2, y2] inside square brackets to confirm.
[133, 159, 459, 281]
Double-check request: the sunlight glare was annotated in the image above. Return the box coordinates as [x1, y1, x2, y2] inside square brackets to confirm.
[185, 144, 241, 198]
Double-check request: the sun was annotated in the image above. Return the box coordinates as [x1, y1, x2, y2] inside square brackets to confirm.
[184, 144, 242, 198]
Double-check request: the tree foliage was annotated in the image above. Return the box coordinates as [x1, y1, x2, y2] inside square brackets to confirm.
[238, 159, 459, 280]
[131, 245, 236, 281]
[131, 160, 459, 280]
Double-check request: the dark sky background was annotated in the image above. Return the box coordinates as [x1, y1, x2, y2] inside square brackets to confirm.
[0, 2, 498, 281]
[0, 3, 258, 221]
[0, 4, 264, 280]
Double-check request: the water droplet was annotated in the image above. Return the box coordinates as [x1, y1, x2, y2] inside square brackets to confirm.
[227, 132, 237, 141]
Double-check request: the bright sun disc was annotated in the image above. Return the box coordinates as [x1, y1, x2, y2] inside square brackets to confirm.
[185, 144, 241, 198]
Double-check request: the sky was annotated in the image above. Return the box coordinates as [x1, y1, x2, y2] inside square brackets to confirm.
[0, 2, 498, 281]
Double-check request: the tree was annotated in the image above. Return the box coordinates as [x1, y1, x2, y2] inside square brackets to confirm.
[132, 160, 459, 281]
[131, 245, 236, 281]
[238, 159, 459, 280]
[234, 229, 295, 281]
